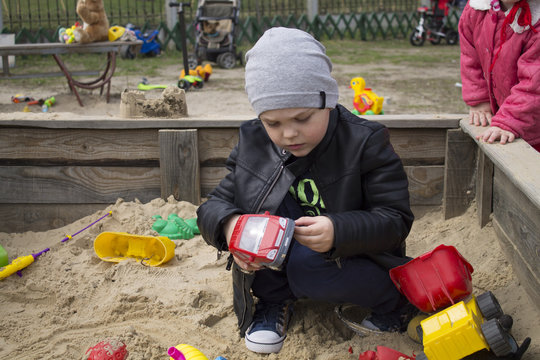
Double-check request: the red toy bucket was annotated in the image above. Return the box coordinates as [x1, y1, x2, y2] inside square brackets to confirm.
[389, 244, 474, 313]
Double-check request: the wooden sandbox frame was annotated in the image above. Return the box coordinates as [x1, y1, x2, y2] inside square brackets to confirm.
[0, 114, 538, 308]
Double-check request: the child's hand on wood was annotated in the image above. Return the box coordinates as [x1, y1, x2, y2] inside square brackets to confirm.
[469, 103, 493, 126]
[294, 216, 334, 253]
[477, 126, 516, 145]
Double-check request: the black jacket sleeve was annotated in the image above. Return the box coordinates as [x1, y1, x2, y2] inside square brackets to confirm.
[326, 126, 413, 259]
[196, 144, 244, 252]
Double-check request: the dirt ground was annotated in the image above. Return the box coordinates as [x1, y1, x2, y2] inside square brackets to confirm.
[0, 42, 468, 118]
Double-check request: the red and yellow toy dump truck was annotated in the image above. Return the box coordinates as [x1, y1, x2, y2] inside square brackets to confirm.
[390, 244, 531, 360]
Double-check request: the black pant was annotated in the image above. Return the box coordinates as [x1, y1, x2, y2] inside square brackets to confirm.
[252, 240, 402, 314]
[251, 193, 403, 315]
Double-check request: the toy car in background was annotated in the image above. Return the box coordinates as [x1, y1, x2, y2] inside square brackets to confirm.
[390, 244, 530, 360]
[132, 28, 161, 56]
[120, 24, 161, 59]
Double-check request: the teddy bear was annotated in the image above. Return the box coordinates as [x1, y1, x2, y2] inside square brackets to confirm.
[72, 0, 110, 43]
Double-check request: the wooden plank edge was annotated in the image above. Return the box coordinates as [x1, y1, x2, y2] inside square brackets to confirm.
[460, 120, 540, 210]
[0, 114, 466, 129]
[476, 151, 494, 228]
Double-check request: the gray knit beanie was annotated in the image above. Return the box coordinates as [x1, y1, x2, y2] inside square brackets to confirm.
[245, 27, 339, 116]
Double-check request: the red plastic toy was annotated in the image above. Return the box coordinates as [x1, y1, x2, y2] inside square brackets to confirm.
[229, 212, 294, 270]
[84, 338, 128, 360]
[358, 346, 414, 360]
[389, 244, 474, 313]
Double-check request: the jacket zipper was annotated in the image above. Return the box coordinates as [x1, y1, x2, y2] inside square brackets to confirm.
[255, 164, 284, 213]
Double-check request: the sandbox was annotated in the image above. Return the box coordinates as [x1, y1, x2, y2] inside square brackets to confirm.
[0, 114, 539, 359]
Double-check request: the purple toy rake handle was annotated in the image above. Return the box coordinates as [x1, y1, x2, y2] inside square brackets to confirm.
[32, 248, 50, 259]
[61, 211, 112, 242]
[16, 247, 50, 277]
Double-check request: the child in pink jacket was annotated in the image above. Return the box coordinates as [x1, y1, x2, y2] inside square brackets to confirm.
[459, 0, 540, 151]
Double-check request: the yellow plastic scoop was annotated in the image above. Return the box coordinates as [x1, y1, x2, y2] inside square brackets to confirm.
[94, 232, 176, 266]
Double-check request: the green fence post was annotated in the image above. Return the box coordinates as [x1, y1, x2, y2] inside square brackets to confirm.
[359, 13, 367, 41]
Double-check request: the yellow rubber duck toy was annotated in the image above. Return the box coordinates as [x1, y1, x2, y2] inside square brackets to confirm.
[350, 77, 384, 115]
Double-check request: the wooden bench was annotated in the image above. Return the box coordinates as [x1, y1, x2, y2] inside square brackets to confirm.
[0, 41, 142, 106]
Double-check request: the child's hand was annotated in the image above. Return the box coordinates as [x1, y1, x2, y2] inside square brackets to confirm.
[477, 126, 516, 145]
[294, 216, 334, 253]
[223, 214, 241, 246]
[233, 254, 263, 272]
[469, 103, 493, 126]
[223, 214, 262, 272]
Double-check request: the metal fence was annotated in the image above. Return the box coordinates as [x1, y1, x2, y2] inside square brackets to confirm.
[241, 0, 418, 17]
[1, 0, 463, 45]
[1, 0, 168, 32]
[1, 0, 419, 33]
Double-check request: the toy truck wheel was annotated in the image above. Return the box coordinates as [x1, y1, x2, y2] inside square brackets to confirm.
[178, 79, 191, 90]
[499, 314, 514, 331]
[415, 351, 428, 360]
[477, 291, 504, 320]
[481, 318, 518, 357]
[193, 80, 204, 89]
[217, 52, 236, 69]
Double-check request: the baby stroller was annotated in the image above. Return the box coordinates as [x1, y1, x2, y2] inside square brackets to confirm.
[410, 0, 459, 46]
[189, 0, 242, 69]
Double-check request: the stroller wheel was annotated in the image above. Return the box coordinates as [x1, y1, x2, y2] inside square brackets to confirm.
[196, 47, 207, 61]
[237, 51, 244, 66]
[446, 30, 459, 45]
[217, 52, 237, 69]
[409, 31, 425, 46]
[187, 54, 199, 70]
[120, 45, 136, 59]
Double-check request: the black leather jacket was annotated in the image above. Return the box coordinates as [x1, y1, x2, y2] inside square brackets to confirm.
[197, 104, 414, 334]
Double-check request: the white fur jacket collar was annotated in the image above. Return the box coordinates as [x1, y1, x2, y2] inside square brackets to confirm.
[469, 0, 540, 33]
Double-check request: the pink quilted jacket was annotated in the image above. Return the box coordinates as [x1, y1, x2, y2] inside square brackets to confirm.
[459, 1, 540, 147]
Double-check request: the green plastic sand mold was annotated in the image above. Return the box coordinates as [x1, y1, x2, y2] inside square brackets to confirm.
[0, 244, 8, 267]
[152, 214, 200, 240]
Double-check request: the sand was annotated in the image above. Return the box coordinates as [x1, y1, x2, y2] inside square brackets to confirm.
[0, 52, 537, 359]
[0, 197, 538, 359]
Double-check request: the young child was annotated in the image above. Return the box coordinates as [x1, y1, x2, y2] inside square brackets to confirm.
[197, 27, 416, 354]
[459, 0, 540, 151]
